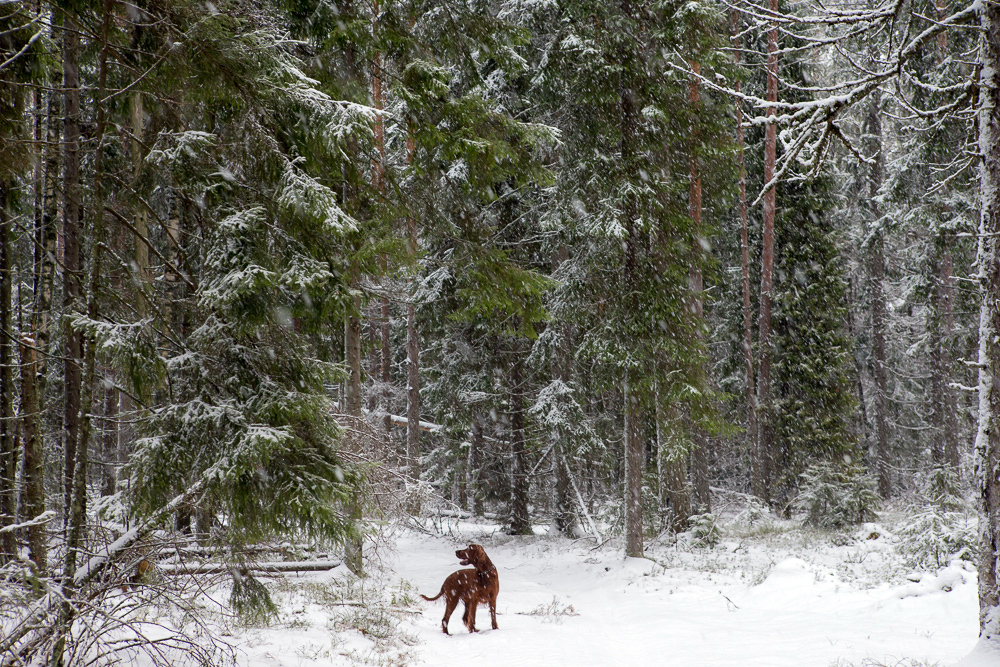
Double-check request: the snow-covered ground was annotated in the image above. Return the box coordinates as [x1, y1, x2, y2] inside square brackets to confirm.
[233, 515, 981, 667]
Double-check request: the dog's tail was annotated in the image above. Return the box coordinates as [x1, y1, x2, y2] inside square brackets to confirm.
[420, 587, 444, 602]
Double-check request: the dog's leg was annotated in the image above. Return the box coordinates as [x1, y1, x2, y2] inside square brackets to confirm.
[442, 596, 458, 635]
[466, 600, 478, 632]
[489, 594, 498, 629]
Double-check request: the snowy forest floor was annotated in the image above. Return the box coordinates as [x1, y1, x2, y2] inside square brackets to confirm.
[207, 508, 981, 667]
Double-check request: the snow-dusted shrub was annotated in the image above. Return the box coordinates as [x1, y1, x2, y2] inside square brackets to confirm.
[922, 465, 964, 511]
[794, 462, 879, 529]
[734, 497, 773, 527]
[895, 464, 976, 569]
[686, 513, 722, 548]
[896, 507, 977, 569]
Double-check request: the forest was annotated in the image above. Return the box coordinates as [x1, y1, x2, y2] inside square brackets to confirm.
[0, 0, 999, 664]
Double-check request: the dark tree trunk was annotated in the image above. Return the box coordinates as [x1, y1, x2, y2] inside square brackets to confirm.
[509, 349, 531, 535]
[656, 396, 690, 532]
[344, 265, 364, 575]
[20, 336, 45, 570]
[62, 8, 84, 530]
[101, 385, 118, 497]
[406, 134, 421, 479]
[866, 94, 891, 499]
[734, 9, 760, 501]
[688, 63, 710, 514]
[624, 375, 643, 557]
[0, 183, 15, 563]
[757, 0, 779, 505]
[931, 245, 959, 470]
[468, 416, 484, 517]
[620, 0, 643, 559]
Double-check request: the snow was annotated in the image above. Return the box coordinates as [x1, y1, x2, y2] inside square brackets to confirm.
[225, 517, 979, 667]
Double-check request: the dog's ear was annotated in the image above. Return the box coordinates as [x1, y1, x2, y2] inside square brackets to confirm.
[469, 544, 487, 570]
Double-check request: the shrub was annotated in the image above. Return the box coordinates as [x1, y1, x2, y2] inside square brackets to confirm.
[686, 512, 722, 548]
[794, 462, 879, 528]
[897, 506, 977, 569]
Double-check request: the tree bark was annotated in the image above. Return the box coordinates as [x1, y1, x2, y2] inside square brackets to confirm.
[406, 135, 421, 479]
[974, 0, 1000, 638]
[344, 264, 364, 575]
[866, 93, 891, 499]
[509, 348, 531, 534]
[57, 7, 113, 662]
[62, 7, 84, 531]
[372, 3, 392, 437]
[624, 375, 643, 557]
[656, 394, 690, 532]
[619, 0, 643, 559]
[101, 385, 118, 497]
[688, 63, 711, 514]
[757, 0, 779, 506]
[468, 415, 484, 516]
[0, 182, 15, 563]
[940, 247, 959, 469]
[19, 336, 45, 570]
[734, 9, 761, 502]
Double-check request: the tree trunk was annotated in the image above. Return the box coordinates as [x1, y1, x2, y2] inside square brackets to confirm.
[974, 0, 1000, 639]
[406, 135, 421, 479]
[619, 0, 643, 559]
[940, 248, 959, 469]
[656, 395, 690, 532]
[624, 375, 643, 557]
[866, 93, 891, 499]
[509, 349, 531, 534]
[0, 183, 15, 563]
[468, 416, 483, 517]
[62, 7, 84, 530]
[57, 8, 113, 662]
[734, 9, 760, 502]
[19, 336, 45, 570]
[344, 264, 364, 575]
[101, 384, 118, 497]
[757, 0, 779, 506]
[688, 63, 711, 514]
[131, 92, 149, 314]
[38, 71, 59, 411]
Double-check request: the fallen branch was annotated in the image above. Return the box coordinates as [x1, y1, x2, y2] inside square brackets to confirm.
[158, 559, 341, 575]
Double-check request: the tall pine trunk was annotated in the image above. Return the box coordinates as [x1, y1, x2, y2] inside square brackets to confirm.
[509, 347, 531, 534]
[57, 5, 113, 660]
[19, 336, 44, 570]
[688, 64, 710, 514]
[656, 394, 690, 532]
[757, 0, 779, 505]
[974, 0, 1000, 639]
[344, 262, 364, 575]
[468, 415, 484, 516]
[406, 135, 421, 479]
[866, 93, 891, 499]
[62, 7, 84, 529]
[734, 9, 760, 501]
[0, 182, 15, 563]
[620, 0, 643, 559]
[372, 2, 392, 438]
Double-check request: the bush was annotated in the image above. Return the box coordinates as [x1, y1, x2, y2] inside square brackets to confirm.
[686, 513, 722, 548]
[897, 506, 977, 569]
[793, 462, 879, 528]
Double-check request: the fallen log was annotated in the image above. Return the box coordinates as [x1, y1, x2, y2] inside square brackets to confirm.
[158, 559, 342, 575]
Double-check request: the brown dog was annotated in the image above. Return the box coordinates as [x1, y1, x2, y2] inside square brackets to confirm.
[420, 544, 499, 634]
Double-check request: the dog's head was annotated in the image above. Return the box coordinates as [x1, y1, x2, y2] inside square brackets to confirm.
[455, 544, 488, 570]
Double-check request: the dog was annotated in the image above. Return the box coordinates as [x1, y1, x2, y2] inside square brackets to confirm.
[420, 544, 499, 634]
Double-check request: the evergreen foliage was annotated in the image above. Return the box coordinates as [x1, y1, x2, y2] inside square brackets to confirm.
[794, 462, 880, 529]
